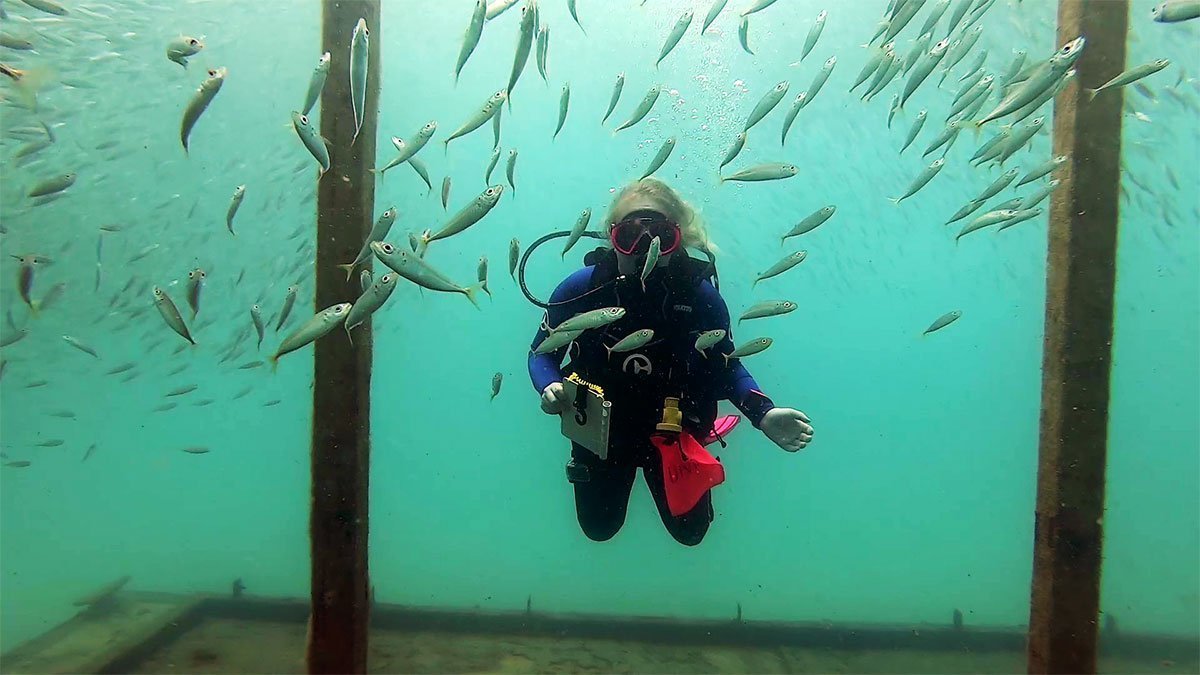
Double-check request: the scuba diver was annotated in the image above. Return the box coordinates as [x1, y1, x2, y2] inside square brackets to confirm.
[525, 178, 814, 546]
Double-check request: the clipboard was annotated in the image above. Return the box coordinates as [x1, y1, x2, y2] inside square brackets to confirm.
[560, 374, 612, 459]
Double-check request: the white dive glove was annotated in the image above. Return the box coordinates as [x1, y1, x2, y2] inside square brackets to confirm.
[540, 382, 570, 415]
[760, 407, 814, 452]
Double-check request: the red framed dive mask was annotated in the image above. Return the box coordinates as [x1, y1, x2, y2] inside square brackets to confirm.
[609, 209, 682, 256]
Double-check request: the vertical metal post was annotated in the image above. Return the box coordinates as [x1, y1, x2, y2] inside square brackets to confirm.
[1028, 1, 1128, 673]
[308, 1, 380, 673]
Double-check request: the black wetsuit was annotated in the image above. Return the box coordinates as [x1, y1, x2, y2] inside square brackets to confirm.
[527, 250, 775, 546]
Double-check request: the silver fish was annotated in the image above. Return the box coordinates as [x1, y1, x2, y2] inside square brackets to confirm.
[1086, 59, 1170, 101]
[291, 111, 330, 176]
[486, 0, 519, 20]
[181, 67, 226, 153]
[553, 83, 570, 139]
[536, 25, 550, 81]
[345, 272, 398, 341]
[270, 303, 351, 367]
[441, 176, 452, 210]
[753, 251, 807, 288]
[744, 81, 789, 131]
[535, 328, 583, 354]
[890, 157, 945, 203]
[1152, 1, 1200, 22]
[741, 0, 781, 16]
[166, 35, 204, 69]
[702, 0, 729, 34]
[491, 372, 504, 400]
[251, 304, 265, 348]
[614, 84, 661, 133]
[924, 310, 961, 335]
[602, 73, 625, 125]
[20, 0, 67, 15]
[444, 89, 506, 149]
[724, 337, 772, 365]
[153, 286, 195, 345]
[361, 269, 373, 293]
[641, 137, 676, 180]
[738, 18, 753, 54]
[226, 184, 245, 235]
[349, 18, 369, 145]
[606, 329, 655, 356]
[506, 1, 537, 107]
[977, 37, 1084, 126]
[994, 207, 1044, 233]
[62, 335, 99, 358]
[553, 307, 625, 333]
[337, 206, 398, 280]
[801, 56, 836, 108]
[186, 267, 205, 318]
[28, 173, 76, 198]
[720, 163, 798, 184]
[303, 52, 331, 115]
[657, 10, 694, 67]
[370, 241, 480, 307]
[720, 132, 747, 171]
[567, 0, 585, 32]
[276, 285, 298, 331]
[780, 93, 807, 145]
[955, 209, 1018, 241]
[408, 156, 433, 192]
[562, 208, 592, 258]
[427, 185, 504, 243]
[509, 238, 521, 279]
[640, 236, 662, 289]
[478, 256, 491, 297]
[972, 168, 1020, 202]
[1016, 155, 1068, 187]
[901, 38, 949, 108]
[799, 10, 827, 63]
[781, 205, 835, 243]
[739, 300, 797, 323]
[1017, 179, 1060, 210]
[506, 150, 518, 192]
[694, 329, 726, 355]
[455, 0, 487, 83]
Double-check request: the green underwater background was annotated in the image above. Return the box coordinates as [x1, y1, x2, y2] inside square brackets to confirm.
[0, 0, 1197, 657]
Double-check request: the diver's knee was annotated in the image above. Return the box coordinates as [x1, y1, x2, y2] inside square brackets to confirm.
[578, 515, 623, 542]
[668, 523, 709, 547]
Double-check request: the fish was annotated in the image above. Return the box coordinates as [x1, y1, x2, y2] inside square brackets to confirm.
[1087, 59, 1171, 101]
[850, 41, 892, 92]
[744, 81, 789, 131]
[614, 84, 661, 133]
[183, 446, 210, 455]
[106, 362, 136, 375]
[977, 38, 1085, 126]
[166, 35, 204, 68]
[801, 57, 836, 107]
[720, 132, 747, 171]
[505, 1, 537, 107]
[426, 185, 504, 244]
[887, 93, 901, 128]
[11, 254, 49, 313]
[994, 207, 1045, 233]
[441, 177, 452, 210]
[694, 329, 726, 356]
[0, 330, 27, 348]
[509, 238, 521, 279]
[947, 74, 993, 120]
[1017, 156, 1068, 187]
[738, 16, 753, 54]
[4, 461, 31, 468]
[861, 48, 900, 102]
[251, 304, 265, 348]
[20, 0, 67, 15]
[476, 256, 491, 298]
[657, 10, 694, 67]
[153, 286, 195, 345]
[303, 52, 331, 115]
[724, 337, 772, 365]
[349, 18, 370, 145]
[753, 251, 807, 288]
[480, 148, 502, 186]
[506, 150, 518, 192]
[264, 400, 282, 407]
[408, 157, 433, 192]
[972, 168, 1020, 202]
[291, 111, 330, 177]
[360, 269, 374, 293]
[606, 329, 655, 357]
[486, 0, 519, 20]
[553, 83, 570, 139]
[945, 199, 987, 225]
[741, 0, 781, 16]
[562, 208, 592, 258]
[566, 0, 585, 33]
[28, 173, 76, 198]
[181, 67, 227, 153]
[534, 328, 583, 354]
[919, 0, 950, 37]
[83, 444, 97, 461]
[377, 123, 438, 175]
[48, 410, 76, 419]
[992, 117, 1045, 165]
[62, 335, 99, 358]
[901, 38, 949, 108]
[553, 307, 625, 333]
[702, 0, 729, 34]
[370, 241, 480, 307]
[943, 25, 983, 74]
[641, 137, 676, 180]
[345, 272, 398, 340]
[924, 310, 961, 335]
[720, 163, 798, 183]
[185, 268, 206, 318]
[1152, 1, 1200, 22]
[444, 89, 506, 149]
[490, 372, 504, 400]
[640, 236, 662, 290]
[781, 206, 835, 243]
[271, 303, 352, 368]
[535, 25, 550, 81]
[602, 73, 625, 124]
[455, 1, 487, 83]
[779, 93, 807, 145]
[276, 285, 299, 331]
[226, 185, 246, 235]
[923, 120, 968, 157]
[890, 158, 946, 203]
[799, 10, 827, 63]
[955, 209, 1019, 241]
[739, 300, 797, 323]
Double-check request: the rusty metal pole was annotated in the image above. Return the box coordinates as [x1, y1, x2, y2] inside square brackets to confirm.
[307, 1, 380, 673]
[1027, 0, 1129, 673]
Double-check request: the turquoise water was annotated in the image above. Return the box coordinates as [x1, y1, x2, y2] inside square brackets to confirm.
[1, 0, 1197, 658]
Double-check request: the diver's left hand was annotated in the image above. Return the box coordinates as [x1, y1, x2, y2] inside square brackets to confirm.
[760, 407, 814, 452]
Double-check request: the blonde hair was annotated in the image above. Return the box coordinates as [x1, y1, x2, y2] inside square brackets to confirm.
[605, 178, 717, 254]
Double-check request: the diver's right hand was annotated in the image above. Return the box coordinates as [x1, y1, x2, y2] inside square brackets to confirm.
[540, 382, 569, 415]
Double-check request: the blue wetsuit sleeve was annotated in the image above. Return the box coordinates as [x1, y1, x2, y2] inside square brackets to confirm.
[695, 280, 777, 428]
[528, 267, 594, 393]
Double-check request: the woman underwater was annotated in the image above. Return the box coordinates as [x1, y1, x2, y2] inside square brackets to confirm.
[528, 178, 815, 546]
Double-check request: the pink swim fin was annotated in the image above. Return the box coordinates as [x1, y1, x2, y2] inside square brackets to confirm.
[701, 415, 741, 446]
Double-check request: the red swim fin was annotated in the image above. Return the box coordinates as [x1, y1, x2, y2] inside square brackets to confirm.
[652, 432, 726, 517]
[701, 414, 741, 446]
